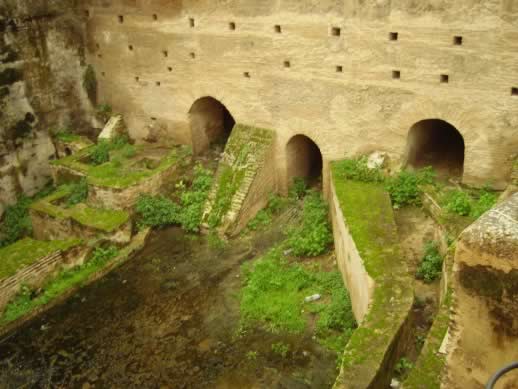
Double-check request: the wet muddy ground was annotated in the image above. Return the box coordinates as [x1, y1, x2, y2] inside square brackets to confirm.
[0, 225, 338, 388]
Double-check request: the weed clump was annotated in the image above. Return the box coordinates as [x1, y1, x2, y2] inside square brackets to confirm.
[416, 241, 443, 283]
[288, 190, 332, 257]
[386, 167, 435, 207]
[65, 178, 89, 207]
[332, 157, 384, 183]
[442, 186, 497, 219]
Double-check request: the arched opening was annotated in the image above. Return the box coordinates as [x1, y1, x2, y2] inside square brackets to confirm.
[286, 134, 323, 188]
[406, 119, 465, 178]
[189, 97, 235, 154]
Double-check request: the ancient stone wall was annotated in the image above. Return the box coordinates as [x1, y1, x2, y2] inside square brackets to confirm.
[0, 0, 92, 217]
[84, 0, 518, 192]
[445, 193, 518, 388]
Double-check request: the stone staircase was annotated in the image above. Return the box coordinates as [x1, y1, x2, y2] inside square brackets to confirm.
[203, 124, 274, 233]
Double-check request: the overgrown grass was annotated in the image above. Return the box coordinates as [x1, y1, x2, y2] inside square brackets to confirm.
[0, 246, 118, 325]
[288, 190, 333, 257]
[65, 178, 89, 207]
[332, 157, 384, 183]
[135, 164, 213, 232]
[386, 167, 435, 207]
[416, 241, 443, 283]
[240, 249, 356, 355]
[442, 186, 497, 219]
[247, 193, 288, 231]
[0, 184, 55, 247]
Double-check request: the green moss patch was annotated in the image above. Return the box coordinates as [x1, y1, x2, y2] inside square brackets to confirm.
[0, 238, 82, 280]
[205, 123, 274, 228]
[31, 188, 129, 233]
[52, 144, 188, 189]
[330, 161, 414, 386]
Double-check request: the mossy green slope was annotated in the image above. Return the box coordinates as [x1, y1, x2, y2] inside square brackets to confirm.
[330, 162, 414, 388]
[0, 238, 82, 280]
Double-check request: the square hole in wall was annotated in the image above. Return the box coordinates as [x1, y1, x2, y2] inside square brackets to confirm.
[389, 32, 398, 41]
[163, 50, 168, 57]
[283, 60, 291, 68]
[118, 15, 124, 24]
[85, 10, 90, 18]
[331, 27, 341, 36]
[453, 36, 463, 45]
[392, 70, 401, 79]
[156, 81, 161, 86]
[189, 18, 195, 28]
[97, 53, 103, 58]
[229, 22, 236, 30]
[274, 25, 282, 33]
[243, 72, 251, 78]
[101, 72, 105, 77]
[128, 45, 133, 51]
[95, 43, 100, 49]
[135, 76, 140, 82]
[190, 52, 196, 59]
[153, 14, 158, 21]
[440, 74, 449, 83]
[151, 117, 157, 121]
[512, 87, 518, 96]
[336, 65, 343, 73]
[167, 66, 173, 72]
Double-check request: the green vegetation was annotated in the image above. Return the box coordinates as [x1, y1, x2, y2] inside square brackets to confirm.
[51, 127, 81, 143]
[31, 186, 129, 232]
[288, 191, 333, 257]
[0, 238, 82, 280]
[386, 167, 435, 207]
[239, 248, 356, 353]
[395, 357, 414, 378]
[65, 178, 88, 207]
[416, 241, 443, 283]
[271, 342, 289, 358]
[135, 164, 213, 233]
[52, 142, 189, 189]
[332, 157, 384, 183]
[330, 161, 414, 385]
[442, 187, 497, 219]
[246, 351, 258, 361]
[0, 245, 117, 325]
[0, 184, 56, 247]
[289, 177, 309, 199]
[207, 165, 245, 228]
[247, 193, 287, 231]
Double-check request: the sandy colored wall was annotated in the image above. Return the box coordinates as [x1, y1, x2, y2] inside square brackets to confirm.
[329, 176, 374, 322]
[84, 0, 518, 191]
[444, 193, 518, 389]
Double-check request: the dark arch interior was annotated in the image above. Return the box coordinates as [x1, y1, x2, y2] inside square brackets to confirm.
[286, 134, 323, 187]
[189, 97, 235, 154]
[406, 119, 465, 178]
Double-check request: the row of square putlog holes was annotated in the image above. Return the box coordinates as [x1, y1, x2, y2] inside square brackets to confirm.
[91, 13, 518, 95]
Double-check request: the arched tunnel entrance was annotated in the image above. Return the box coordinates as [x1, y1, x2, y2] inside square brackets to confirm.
[189, 96, 235, 154]
[406, 119, 465, 178]
[286, 134, 323, 188]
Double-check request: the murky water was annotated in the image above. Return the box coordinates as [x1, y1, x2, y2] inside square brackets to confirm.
[0, 226, 337, 388]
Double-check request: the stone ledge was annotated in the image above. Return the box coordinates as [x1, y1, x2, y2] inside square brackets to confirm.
[330, 163, 414, 389]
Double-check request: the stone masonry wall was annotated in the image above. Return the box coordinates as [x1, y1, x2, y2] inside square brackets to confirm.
[84, 0, 518, 191]
[0, 0, 92, 217]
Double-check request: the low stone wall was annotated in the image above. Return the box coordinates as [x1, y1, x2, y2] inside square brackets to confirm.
[87, 162, 178, 210]
[30, 208, 132, 244]
[444, 193, 518, 389]
[0, 245, 87, 313]
[329, 165, 414, 389]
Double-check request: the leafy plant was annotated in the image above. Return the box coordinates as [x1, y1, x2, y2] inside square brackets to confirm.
[247, 193, 287, 231]
[416, 241, 443, 283]
[332, 157, 384, 183]
[386, 167, 435, 207]
[90, 140, 111, 165]
[246, 351, 258, 361]
[288, 191, 332, 257]
[444, 190, 471, 216]
[0, 196, 32, 248]
[271, 342, 289, 358]
[289, 177, 308, 199]
[135, 194, 179, 229]
[471, 189, 497, 218]
[65, 178, 89, 207]
[395, 357, 414, 377]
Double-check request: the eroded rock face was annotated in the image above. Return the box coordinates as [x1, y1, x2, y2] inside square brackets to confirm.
[0, 1, 91, 217]
[445, 193, 518, 389]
